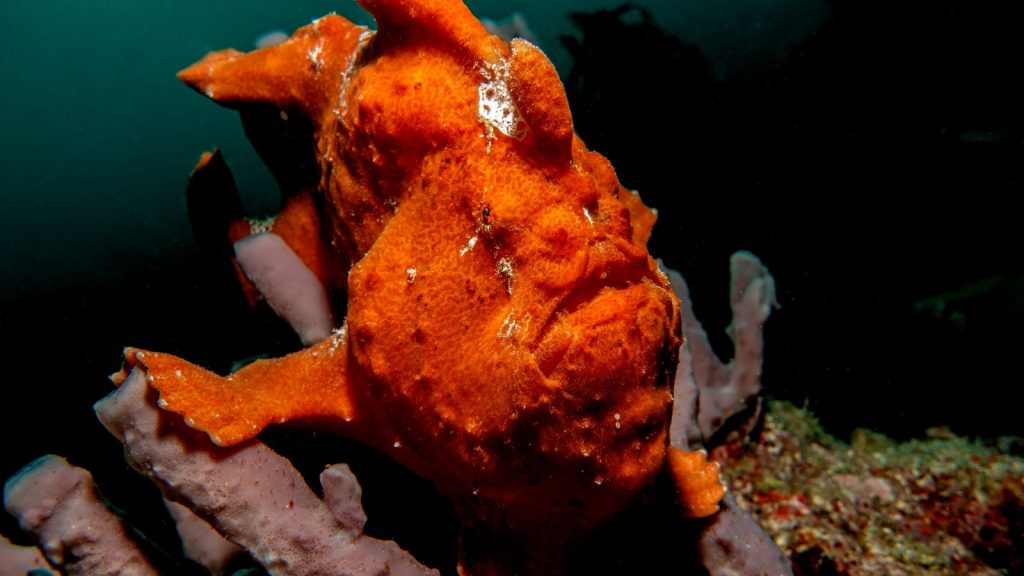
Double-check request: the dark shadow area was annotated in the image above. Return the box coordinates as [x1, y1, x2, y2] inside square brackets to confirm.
[0, 249, 458, 574]
[561, 1, 1023, 441]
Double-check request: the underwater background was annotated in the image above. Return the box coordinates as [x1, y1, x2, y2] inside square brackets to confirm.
[1, 0, 1022, 573]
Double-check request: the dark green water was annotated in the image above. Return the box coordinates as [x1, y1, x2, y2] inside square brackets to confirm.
[0, 0, 828, 300]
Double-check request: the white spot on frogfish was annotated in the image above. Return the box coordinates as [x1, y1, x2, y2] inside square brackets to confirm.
[329, 325, 347, 354]
[459, 235, 478, 256]
[498, 309, 520, 340]
[477, 58, 527, 143]
[247, 216, 275, 235]
[496, 257, 514, 294]
[308, 40, 324, 70]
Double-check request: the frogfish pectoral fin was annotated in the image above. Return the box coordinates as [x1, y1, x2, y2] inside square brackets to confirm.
[668, 446, 728, 518]
[112, 335, 356, 447]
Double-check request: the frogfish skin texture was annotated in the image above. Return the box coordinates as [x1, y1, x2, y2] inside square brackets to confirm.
[114, 0, 725, 572]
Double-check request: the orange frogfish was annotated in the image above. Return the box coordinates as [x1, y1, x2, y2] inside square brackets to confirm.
[116, 0, 725, 572]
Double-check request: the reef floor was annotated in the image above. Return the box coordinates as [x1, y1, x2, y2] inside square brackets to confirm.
[715, 400, 1024, 575]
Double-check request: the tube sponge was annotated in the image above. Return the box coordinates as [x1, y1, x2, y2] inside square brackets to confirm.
[3, 455, 159, 576]
[94, 365, 434, 576]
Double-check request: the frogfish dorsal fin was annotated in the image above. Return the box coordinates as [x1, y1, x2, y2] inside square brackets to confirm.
[177, 14, 365, 118]
[358, 0, 498, 62]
